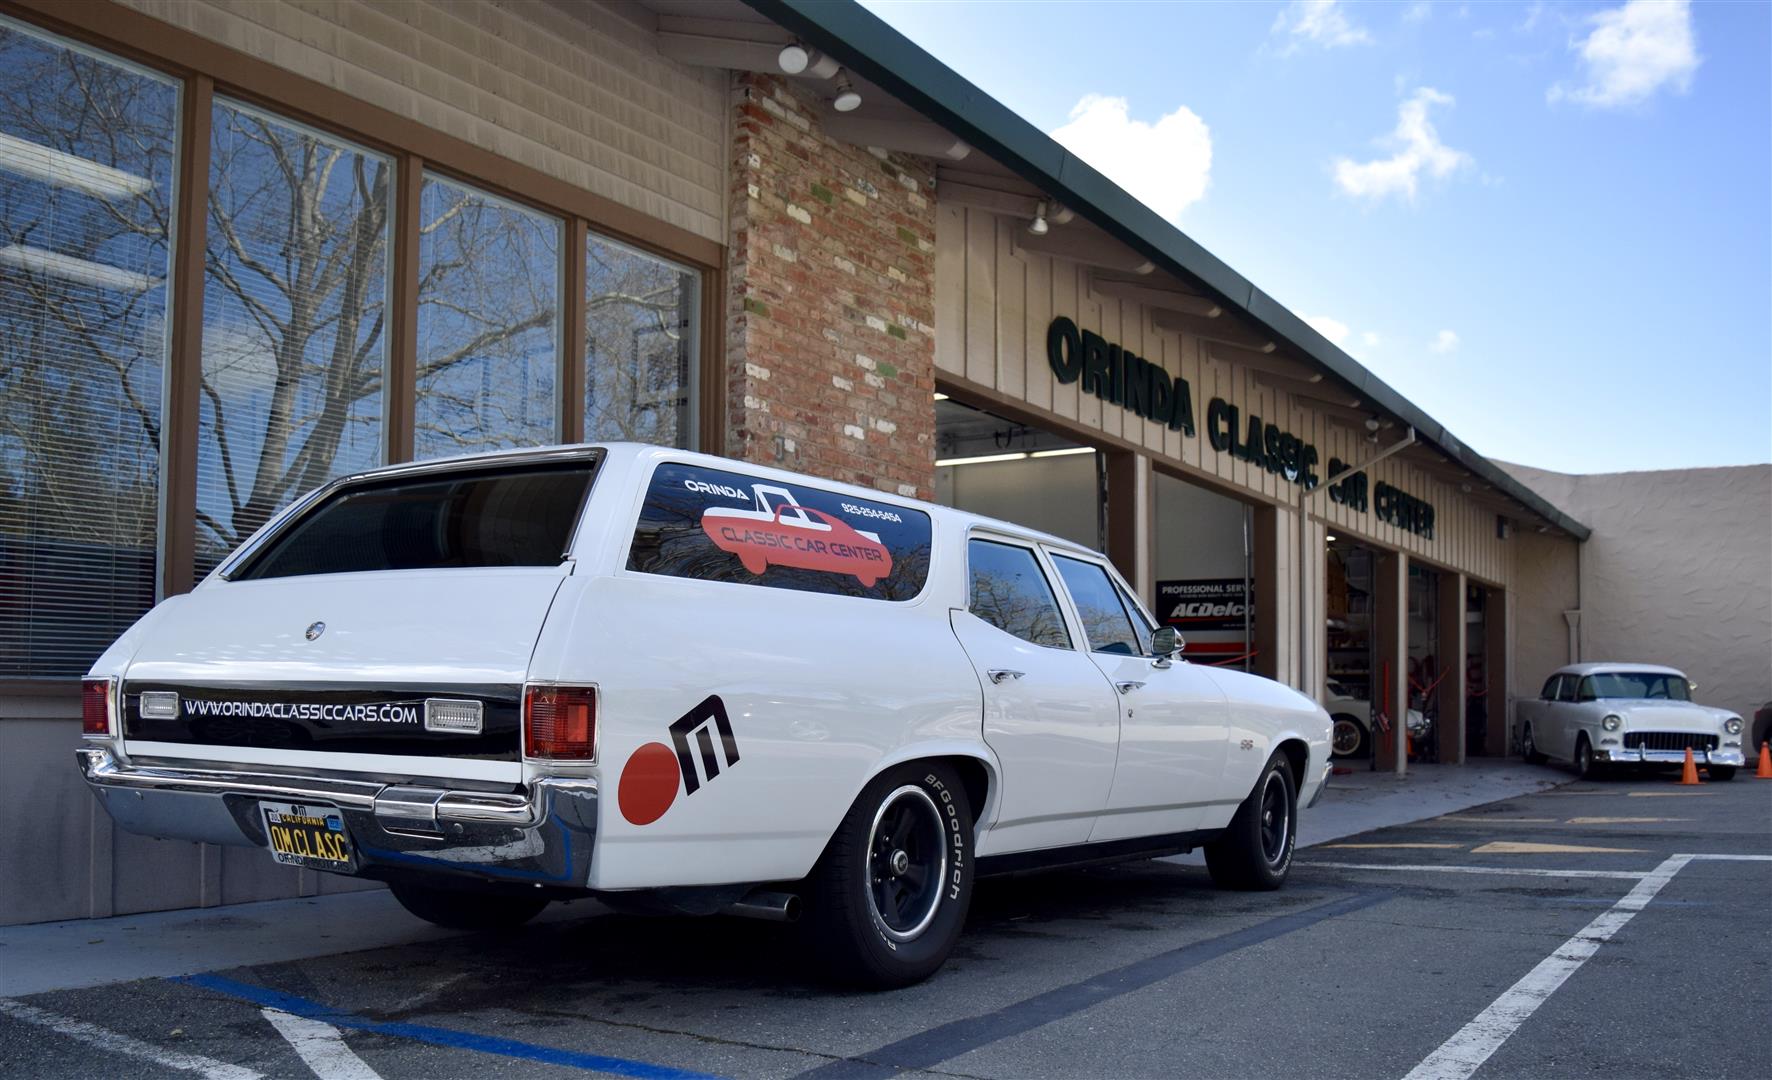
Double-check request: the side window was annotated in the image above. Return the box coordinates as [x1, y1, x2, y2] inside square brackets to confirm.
[1575, 676, 1596, 702]
[1555, 676, 1578, 703]
[626, 462, 931, 601]
[1541, 675, 1562, 701]
[1113, 580, 1155, 657]
[1051, 555, 1141, 656]
[967, 540, 1071, 649]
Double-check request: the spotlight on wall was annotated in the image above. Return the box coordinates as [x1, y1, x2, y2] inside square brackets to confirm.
[832, 71, 862, 112]
[1363, 416, 1382, 433]
[1028, 201, 1050, 236]
[778, 40, 811, 74]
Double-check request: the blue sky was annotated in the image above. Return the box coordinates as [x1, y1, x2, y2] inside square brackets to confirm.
[859, 0, 1771, 473]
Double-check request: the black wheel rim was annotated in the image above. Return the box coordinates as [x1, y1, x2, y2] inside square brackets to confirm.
[867, 785, 948, 943]
[1258, 772, 1290, 864]
[1332, 720, 1362, 756]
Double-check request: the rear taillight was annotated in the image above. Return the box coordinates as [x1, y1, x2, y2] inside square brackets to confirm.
[81, 678, 113, 737]
[524, 684, 597, 760]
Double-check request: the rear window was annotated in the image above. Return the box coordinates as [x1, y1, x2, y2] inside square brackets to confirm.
[627, 462, 931, 601]
[233, 461, 595, 580]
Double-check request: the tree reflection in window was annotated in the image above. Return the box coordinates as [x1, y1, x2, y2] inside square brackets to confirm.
[585, 235, 695, 447]
[196, 100, 389, 577]
[968, 540, 1070, 649]
[0, 22, 177, 675]
[414, 175, 559, 460]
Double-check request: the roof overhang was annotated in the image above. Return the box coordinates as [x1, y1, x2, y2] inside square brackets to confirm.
[743, 0, 1590, 542]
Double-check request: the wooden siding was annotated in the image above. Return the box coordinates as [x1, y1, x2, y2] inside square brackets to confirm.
[114, 0, 729, 243]
[936, 204, 1512, 587]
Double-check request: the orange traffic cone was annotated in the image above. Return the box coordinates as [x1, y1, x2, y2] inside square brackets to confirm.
[1677, 747, 1703, 785]
[1755, 741, 1772, 779]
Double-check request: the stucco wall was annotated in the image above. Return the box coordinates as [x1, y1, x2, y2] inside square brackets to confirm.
[1503, 462, 1772, 723]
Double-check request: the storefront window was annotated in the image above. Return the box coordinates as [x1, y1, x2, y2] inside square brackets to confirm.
[585, 235, 696, 448]
[414, 174, 560, 460]
[0, 19, 178, 677]
[196, 99, 390, 578]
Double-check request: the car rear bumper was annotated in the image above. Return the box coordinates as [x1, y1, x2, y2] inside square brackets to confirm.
[76, 746, 596, 888]
[1594, 746, 1745, 767]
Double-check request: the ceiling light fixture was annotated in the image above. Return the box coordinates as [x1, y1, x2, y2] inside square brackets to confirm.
[935, 451, 1028, 467]
[1029, 446, 1094, 458]
[1028, 201, 1049, 236]
[777, 40, 811, 75]
[832, 71, 861, 112]
[932, 392, 949, 401]
[1326, 534, 1338, 542]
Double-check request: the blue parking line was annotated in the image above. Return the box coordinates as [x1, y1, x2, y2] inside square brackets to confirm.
[174, 972, 726, 1080]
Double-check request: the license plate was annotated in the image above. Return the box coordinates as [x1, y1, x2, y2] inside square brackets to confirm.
[259, 800, 354, 872]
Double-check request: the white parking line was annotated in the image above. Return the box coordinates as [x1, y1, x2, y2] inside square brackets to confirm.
[1401, 853, 1769, 1080]
[0, 997, 262, 1080]
[262, 1008, 383, 1080]
[1303, 861, 1648, 880]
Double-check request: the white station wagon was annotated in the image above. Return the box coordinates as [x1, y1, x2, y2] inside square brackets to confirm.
[77, 444, 1332, 986]
[1518, 662, 1748, 781]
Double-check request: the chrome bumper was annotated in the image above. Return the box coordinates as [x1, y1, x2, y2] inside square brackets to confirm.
[1305, 757, 1332, 810]
[1595, 747, 1745, 767]
[76, 747, 597, 887]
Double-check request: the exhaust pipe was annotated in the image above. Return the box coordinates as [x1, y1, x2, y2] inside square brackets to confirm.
[724, 889, 801, 923]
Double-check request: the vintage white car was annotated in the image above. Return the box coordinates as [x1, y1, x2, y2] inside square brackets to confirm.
[1517, 662, 1748, 780]
[1325, 678, 1425, 759]
[76, 444, 1332, 987]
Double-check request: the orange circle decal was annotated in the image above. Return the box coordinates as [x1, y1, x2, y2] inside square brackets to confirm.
[618, 741, 680, 825]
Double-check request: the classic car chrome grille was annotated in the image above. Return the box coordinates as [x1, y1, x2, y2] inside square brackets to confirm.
[1623, 732, 1717, 752]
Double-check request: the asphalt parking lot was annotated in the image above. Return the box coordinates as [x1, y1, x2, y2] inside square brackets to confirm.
[2, 770, 1767, 1080]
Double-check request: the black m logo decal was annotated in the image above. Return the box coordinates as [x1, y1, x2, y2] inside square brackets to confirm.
[668, 695, 739, 795]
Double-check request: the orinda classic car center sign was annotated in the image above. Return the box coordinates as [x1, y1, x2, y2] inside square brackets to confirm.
[1045, 316, 1435, 537]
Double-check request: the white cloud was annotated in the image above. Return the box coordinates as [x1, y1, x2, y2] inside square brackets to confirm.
[1430, 329, 1460, 354]
[1306, 315, 1351, 347]
[1403, 2, 1432, 25]
[1272, 0, 1371, 52]
[1050, 95, 1211, 223]
[1549, 0, 1699, 108]
[1332, 88, 1472, 203]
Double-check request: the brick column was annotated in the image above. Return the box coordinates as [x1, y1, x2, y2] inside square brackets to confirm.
[726, 74, 938, 499]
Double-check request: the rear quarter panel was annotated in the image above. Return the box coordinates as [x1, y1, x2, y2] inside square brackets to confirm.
[533, 552, 983, 891]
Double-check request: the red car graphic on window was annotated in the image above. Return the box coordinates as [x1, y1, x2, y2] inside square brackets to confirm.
[701, 495, 892, 588]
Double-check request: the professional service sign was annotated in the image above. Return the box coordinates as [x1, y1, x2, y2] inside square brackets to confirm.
[1157, 579, 1254, 632]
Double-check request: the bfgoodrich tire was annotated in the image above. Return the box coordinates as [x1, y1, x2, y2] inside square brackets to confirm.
[388, 881, 549, 930]
[1205, 753, 1297, 891]
[803, 763, 974, 989]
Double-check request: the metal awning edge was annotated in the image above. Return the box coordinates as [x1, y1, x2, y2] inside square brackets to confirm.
[744, 0, 1590, 542]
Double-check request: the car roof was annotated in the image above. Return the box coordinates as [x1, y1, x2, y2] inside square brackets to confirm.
[337, 441, 1105, 562]
[1554, 662, 1688, 678]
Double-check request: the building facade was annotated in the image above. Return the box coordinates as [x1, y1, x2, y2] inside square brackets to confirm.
[0, 0, 1764, 926]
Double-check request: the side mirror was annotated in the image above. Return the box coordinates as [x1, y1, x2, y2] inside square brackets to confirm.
[1688, 679, 1699, 694]
[1152, 626, 1184, 659]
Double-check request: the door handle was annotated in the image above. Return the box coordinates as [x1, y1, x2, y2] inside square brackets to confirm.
[987, 669, 1025, 684]
[1116, 680, 1146, 695]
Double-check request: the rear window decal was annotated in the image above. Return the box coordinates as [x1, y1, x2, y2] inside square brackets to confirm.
[627, 463, 931, 601]
[701, 483, 893, 587]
